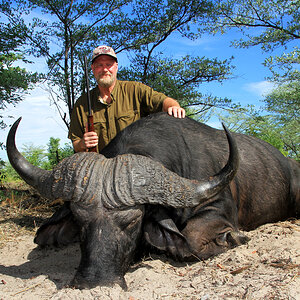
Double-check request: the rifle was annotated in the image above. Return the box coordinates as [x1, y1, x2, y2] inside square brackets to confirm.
[84, 56, 97, 152]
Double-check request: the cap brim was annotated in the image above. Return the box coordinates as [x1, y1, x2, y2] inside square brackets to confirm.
[92, 54, 118, 63]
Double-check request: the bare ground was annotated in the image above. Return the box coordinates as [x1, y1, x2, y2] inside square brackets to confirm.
[0, 184, 299, 299]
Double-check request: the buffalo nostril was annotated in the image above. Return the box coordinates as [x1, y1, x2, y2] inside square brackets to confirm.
[215, 232, 229, 246]
[227, 231, 250, 246]
[215, 231, 250, 247]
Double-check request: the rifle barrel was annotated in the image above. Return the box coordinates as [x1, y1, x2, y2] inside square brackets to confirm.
[84, 56, 97, 152]
[84, 56, 92, 117]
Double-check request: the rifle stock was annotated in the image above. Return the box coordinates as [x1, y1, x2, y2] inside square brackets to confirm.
[84, 56, 97, 152]
[87, 115, 95, 132]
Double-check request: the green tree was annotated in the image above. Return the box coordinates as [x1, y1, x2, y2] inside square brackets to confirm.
[263, 81, 300, 159]
[60, 142, 73, 159]
[118, 0, 237, 119]
[119, 52, 235, 120]
[47, 137, 61, 167]
[0, 10, 40, 157]
[21, 143, 48, 167]
[205, 0, 299, 159]
[1, 0, 236, 125]
[207, 0, 299, 83]
[46, 137, 73, 169]
[264, 81, 300, 122]
[220, 104, 299, 160]
[0, 4, 40, 126]
[1, 143, 47, 182]
[1, 137, 74, 184]
[0, 160, 22, 182]
[0, 53, 39, 114]
[0, 3, 41, 163]
[1, 0, 134, 127]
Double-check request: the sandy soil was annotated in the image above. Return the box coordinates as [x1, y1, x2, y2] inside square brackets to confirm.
[0, 219, 299, 300]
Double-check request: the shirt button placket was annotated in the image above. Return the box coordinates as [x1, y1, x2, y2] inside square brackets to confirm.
[107, 103, 116, 141]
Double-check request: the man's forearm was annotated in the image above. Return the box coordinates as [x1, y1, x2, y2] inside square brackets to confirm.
[162, 97, 185, 118]
[162, 97, 181, 111]
[73, 138, 87, 152]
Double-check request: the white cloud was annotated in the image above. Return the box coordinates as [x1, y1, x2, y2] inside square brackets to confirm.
[243, 81, 276, 97]
[1, 87, 70, 161]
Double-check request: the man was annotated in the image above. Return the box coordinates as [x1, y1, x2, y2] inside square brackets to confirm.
[69, 45, 185, 152]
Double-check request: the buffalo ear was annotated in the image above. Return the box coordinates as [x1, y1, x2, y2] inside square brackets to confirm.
[34, 203, 80, 247]
[143, 208, 192, 260]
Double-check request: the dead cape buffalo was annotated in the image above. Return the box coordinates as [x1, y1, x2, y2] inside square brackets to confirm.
[6, 112, 299, 289]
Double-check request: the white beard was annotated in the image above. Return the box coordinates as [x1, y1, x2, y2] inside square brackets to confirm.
[96, 72, 116, 88]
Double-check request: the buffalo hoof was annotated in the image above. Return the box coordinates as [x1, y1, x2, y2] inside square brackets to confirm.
[70, 274, 128, 290]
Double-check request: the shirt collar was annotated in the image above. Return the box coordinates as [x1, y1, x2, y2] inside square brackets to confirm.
[97, 80, 119, 104]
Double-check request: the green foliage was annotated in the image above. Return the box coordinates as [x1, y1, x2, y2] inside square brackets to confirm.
[207, 0, 300, 83]
[220, 104, 299, 160]
[119, 53, 236, 119]
[1, 160, 22, 182]
[264, 48, 300, 83]
[0, 8, 41, 130]
[0, 0, 235, 126]
[0, 137, 73, 183]
[44, 137, 73, 169]
[118, 0, 237, 120]
[263, 81, 300, 159]
[0, 0, 134, 127]
[264, 81, 300, 122]
[0, 143, 46, 182]
[46, 137, 61, 168]
[243, 116, 290, 157]
[21, 143, 48, 168]
[0, 158, 5, 183]
[0, 53, 38, 108]
[202, 0, 299, 159]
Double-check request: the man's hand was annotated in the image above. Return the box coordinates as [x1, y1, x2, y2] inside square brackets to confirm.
[73, 131, 98, 152]
[163, 97, 185, 118]
[167, 106, 186, 118]
[83, 131, 98, 149]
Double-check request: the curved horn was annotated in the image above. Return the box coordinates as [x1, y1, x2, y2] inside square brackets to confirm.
[6, 118, 50, 186]
[102, 125, 239, 208]
[7, 118, 239, 209]
[6, 118, 53, 194]
[6, 118, 106, 203]
[203, 123, 239, 196]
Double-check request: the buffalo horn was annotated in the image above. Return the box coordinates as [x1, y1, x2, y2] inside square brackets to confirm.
[102, 123, 239, 208]
[6, 118, 238, 209]
[6, 117, 53, 196]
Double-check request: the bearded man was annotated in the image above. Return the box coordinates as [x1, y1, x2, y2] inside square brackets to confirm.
[69, 45, 185, 153]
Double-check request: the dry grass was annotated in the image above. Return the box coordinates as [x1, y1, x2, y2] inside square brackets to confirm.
[0, 182, 59, 248]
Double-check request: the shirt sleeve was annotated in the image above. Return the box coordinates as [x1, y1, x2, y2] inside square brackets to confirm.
[68, 95, 87, 142]
[137, 82, 167, 114]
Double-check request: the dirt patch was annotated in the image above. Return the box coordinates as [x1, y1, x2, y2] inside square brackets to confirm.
[0, 185, 299, 299]
[0, 183, 59, 248]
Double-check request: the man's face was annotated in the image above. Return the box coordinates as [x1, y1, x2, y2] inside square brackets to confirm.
[91, 55, 118, 88]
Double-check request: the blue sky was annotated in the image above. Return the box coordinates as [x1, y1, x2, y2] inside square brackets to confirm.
[1, 29, 276, 161]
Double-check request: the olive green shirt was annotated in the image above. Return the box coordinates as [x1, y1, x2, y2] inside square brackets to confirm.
[68, 80, 167, 151]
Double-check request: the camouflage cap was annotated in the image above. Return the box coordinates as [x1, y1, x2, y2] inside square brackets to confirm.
[92, 45, 118, 63]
